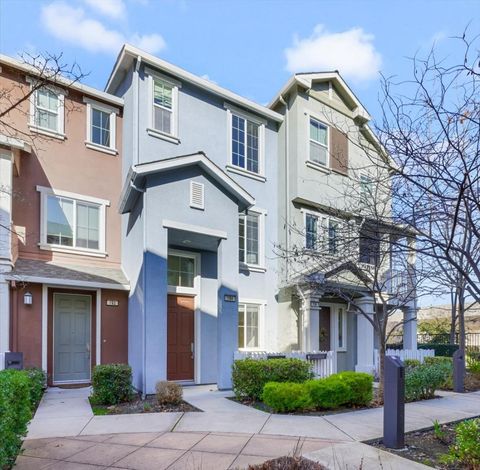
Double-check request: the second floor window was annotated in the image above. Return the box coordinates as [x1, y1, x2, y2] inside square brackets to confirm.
[239, 212, 259, 265]
[309, 118, 328, 166]
[305, 212, 339, 254]
[153, 79, 173, 135]
[306, 213, 318, 250]
[85, 98, 118, 153]
[232, 114, 259, 173]
[359, 227, 380, 266]
[47, 195, 100, 250]
[32, 86, 64, 134]
[91, 108, 111, 147]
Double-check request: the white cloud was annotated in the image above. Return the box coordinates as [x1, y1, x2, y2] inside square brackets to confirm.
[83, 0, 126, 19]
[285, 25, 382, 82]
[41, 2, 166, 55]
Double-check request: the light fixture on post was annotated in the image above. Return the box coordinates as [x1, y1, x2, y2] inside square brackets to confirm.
[23, 292, 33, 305]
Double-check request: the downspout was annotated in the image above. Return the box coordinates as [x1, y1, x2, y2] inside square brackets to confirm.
[278, 94, 289, 282]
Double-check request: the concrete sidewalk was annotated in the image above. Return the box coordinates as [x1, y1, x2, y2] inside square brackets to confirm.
[19, 386, 480, 469]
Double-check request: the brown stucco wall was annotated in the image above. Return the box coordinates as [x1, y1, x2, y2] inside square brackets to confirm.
[101, 289, 128, 364]
[0, 63, 123, 268]
[10, 283, 43, 369]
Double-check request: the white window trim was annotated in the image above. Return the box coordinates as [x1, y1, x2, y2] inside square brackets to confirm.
[226, 104, 266, 180]
[27, 78, 65, 139]
[167, 249, 200, 295]
[331, 305, 347, 352]
[238, 299, 266, 351]
[84, 97, 118, 155]
[146, 70, 180, 142]
[301, 208, 340, 254]
[36, 186, 109, 257]
[239, 207, 267, 272]
[307, 113, 330, 168]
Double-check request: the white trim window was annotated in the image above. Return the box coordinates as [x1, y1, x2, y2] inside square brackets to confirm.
[334, 306, 347, 352]
[304, 210, 339, 255]
[239, 209, 266, 270]
[84, 98, 118, 154]
[226, 105, 266, 179]
[167, 254, 195, 288]
[309, 117, 329, 167]
[28, 82, 65, 137]
[146, 70, 180, 142]
[37, 186, 108, 256]
[238, 303, 261, 350]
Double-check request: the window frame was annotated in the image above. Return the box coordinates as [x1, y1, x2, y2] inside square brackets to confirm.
[237, 300, 265, 351]
[226, 104, 266, 181]
[307, 114, 330, 168]
[146, 68, 181, 143]
[27, 79, 65, 139]
[239, 207, 266, 272]
[302, 209, 340, 254]
[84, 97, 118, 155]
[332, 305, 347, 352]
[37, 186, 109, 257]
[167, 250, 200, 295]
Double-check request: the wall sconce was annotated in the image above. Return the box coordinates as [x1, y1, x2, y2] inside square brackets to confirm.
[23, 292, 33, 305]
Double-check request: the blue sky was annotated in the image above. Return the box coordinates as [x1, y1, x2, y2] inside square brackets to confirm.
[0, 0, 478, 123]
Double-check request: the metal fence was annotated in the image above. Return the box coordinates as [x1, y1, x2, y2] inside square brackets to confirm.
[234, 350, 337, 378]
[387, 332, 480, 353]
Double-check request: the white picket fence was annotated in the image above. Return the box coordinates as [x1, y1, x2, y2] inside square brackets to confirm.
[234, 350, 337, 378]
[0, 352, 5, 371]
[374, 348, 435, 374]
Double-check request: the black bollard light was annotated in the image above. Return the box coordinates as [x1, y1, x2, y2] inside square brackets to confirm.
[453, 349, 465, 393]
[383, 355, 405, 449]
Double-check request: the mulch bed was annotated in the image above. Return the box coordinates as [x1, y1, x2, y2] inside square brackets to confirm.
[90, 395, 201, 415]
[370, 416, 480, 469]
[248, 456, 327, 469]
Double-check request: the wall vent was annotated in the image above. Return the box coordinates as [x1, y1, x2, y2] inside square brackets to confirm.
[190, 181, 204, 210]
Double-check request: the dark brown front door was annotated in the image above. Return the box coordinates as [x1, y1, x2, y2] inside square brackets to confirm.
[167, 295, 194, 381]
[319, 306, 331, 351]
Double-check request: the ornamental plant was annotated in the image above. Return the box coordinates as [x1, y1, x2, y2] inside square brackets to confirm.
[91, 364, 133, 405]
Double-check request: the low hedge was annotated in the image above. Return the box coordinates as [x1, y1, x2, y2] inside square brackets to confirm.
[23, 368, 46, 410]
[262, 371, 373, 413]
[262, 382, 313, 413]
[418, 343, 459, 357]
[91, 364, 133, 405]
[232, 358, 313, 400]
[0, 370, 33, 468]
[405, 363, 451, 401]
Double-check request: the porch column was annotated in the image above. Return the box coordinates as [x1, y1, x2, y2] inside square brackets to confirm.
[0, 150, 13, 356]
[403, 304, 418, 349]
[217, 235, 239, 390]
[355, 296, 375, 374]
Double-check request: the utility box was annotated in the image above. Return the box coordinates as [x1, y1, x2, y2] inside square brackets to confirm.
[383, 355, 405, 449]
[5, 352, 24, 370]
[453, 349, 465, 393]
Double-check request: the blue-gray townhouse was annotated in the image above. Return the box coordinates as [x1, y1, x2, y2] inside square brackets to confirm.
[106, 45, 283, 393]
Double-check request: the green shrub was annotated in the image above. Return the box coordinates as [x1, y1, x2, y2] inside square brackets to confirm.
[424, 356, 452, 366]
[404, 359, 421, 368]
[262, 382, 313, 413]
[467, 355, 480, 374]
[91, 364, 133, 405]
[405, 364, 450, 402]
[443, 418, 480, 469]
[306, 377, 352, 409]
[334, 371, 373, 406]
[22, 368, 46, 410]
[0, 369, 32, 468]
[232, 359, 313, 400]
[418, 343, 458, 357]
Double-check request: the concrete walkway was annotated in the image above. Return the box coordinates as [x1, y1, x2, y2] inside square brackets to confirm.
[17, 386, 480, 469]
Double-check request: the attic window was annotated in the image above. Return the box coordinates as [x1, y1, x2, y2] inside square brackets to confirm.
[190, 181, 204, 210]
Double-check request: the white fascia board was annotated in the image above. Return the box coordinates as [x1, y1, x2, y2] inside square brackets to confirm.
[106, 44, 282, 123]
[0, 54, 123, 107]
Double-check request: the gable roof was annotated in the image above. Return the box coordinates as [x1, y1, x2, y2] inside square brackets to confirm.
[106, 44, 283, 123]
[0, 54, 123, 107]
[119, 151, 255, 214]
[269, 71, 370, 122]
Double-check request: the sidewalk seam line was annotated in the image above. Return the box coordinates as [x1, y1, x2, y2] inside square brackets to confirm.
[321, 416, 356, 441]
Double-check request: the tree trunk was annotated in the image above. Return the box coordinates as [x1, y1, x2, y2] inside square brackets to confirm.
[378, 340, 386, 404]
